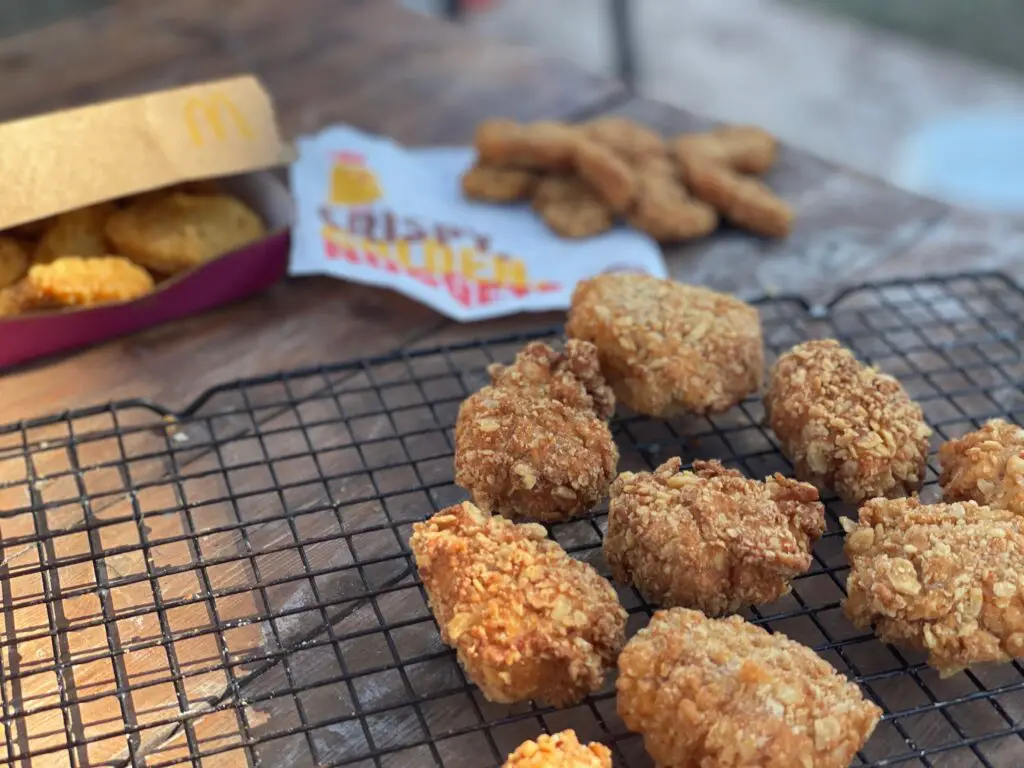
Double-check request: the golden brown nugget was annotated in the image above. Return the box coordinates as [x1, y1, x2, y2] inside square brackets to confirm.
[844, 497, 1024, 677]
[475, 119, 580, 172]
[574, 139, 636, 213]
[106, 193, 266, 275]
[532, 177, 614, 239]
[765, 340, 931, 504]
[684, 158, 793, 238]
[566, 274, 763, 416]
[502, 730, 611, 768]
[455, 340, 618, 522]
[627, 170, 718, 242]
[580, 116, 665, 162]
[24, 256, 155, 308]
[606, 459, 824, 615]
[33, 203, 116, 265]
[675, 125, 779, 175]
[0, 237, 29, 289]
[939, 419, 1024, 515]
[618, 608, 881, 768]
[409, 501, 627, 707]
[0, 283, 28, 317]
[461, 163, 537, 203]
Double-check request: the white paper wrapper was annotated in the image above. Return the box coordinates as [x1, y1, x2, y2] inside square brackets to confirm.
[289, 125, 667, 322]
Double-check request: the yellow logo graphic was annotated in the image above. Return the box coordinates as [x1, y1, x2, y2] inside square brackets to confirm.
[183, 92, 255, 147]
[330, 151, 382, 206]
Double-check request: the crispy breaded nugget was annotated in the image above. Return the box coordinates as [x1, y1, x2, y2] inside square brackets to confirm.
[106, 193, 266, 275]
[683, 157, 793, 238]
[475, 119, 580, 172]
[674, 125, 778, 175]
[580, 116, 665, 162]
[574, 139, 636, 213]
[502, 730, 611, 768]
[409, 501, 627, 706]
[566, 274, 763, 416]
[24, 256, 155, 308]
[0, 237, 29, 289]
[461, 163, 538, 203]
[626, 160, 718, 242]
[0, 283, 28, 317]
[844, 497, 1024, 676]
[618, 608, 881, 768]
[939, 419, 1024, 515]
[765, 340, 931, 504]
[33, 203, 116, 265]
[455, 340, 617, 522]
[532, 177, 614, 239]
[606, 459, 824, 615]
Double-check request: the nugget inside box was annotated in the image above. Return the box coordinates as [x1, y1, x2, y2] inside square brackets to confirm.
[0, 75, 293, 369]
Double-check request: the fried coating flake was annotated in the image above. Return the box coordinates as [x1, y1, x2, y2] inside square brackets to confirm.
[566, 274, 763, 416]
[461, 163, 538, 203]
[0, 237, 29, 289]
[683, 157, 793, 238]
[455, 340, 618, 522]
[532, 177, 614, 239]
[409, 501, 627, 706]
[24, 256, 155, 308]
[502, 730, 611, 768]
[606, 459, 824, 615]
[574, 139, 636, 213]
[674, 125, 778, 175]
[939, 419, 1024, 516]
[626, 160, 718, 242]
[106, 193, 266, 275]
[475, 119, 580, 172]
[32, 203, 116, 265]
[844, 497, 1024, 676]
[765, 339, 931, 504]
[617, 608, 881, 768]
[580, 116, 665, 162]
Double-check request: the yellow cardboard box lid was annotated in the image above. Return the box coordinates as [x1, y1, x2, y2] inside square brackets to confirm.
[1, 75, 290, 230]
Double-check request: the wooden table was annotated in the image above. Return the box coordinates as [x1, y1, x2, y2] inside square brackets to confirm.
[0, 3, 1021, 767]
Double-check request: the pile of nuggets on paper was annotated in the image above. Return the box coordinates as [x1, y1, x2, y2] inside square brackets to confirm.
[0, 182, 266, 316]
[461, 116, 793, 241]
[409, 272, 1024, 767]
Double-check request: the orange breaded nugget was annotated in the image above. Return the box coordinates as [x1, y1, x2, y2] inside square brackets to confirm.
[684, 157, 793, 238]
[618, 608, 881, 768]
[502, 730, 611, 768]
[606, 459, 824, 615]
[532, 176, 614, 239]
[409, 501, 627, 707]
[627, 165, 718, 242]
[574, 139, 636, 213]
[0, 237, 29, 289]
[580, 116, 665, 162]
[674, 125, 778, 175]
[455, 340, 617, 522]
[765, 340, 931, 504]
[566, 274, 763, 416]
[106, 193, 266, 275]
[461, 163, 538, 203]
[33, 203, 117, 265]
[24, 256, 155, 308]
[939, 419, 1024, 516]
[844, 497, 1024, 677]
[475, 119, 580, 172]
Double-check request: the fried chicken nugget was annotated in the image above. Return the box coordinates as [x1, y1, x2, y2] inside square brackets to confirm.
[580, 116, 665, 162]
[939, 419, 1024, 515]
[461, 163, 538, 203]
[106, 193, 266, 275]
[765, 340, 931, 504]
[626, 157, 718, 242]
[32, 203, 117, 265]
[0, 237, 29, 289]
[0, 283, 28, 317]
[683, 157, 793, 238]
[532, 176, 614, 239]
[566, 274, 763, 416]
[606, 459, 824, 615]
[674, 125, 778, 175]
[617, 608, 881, 768]
[409, 501, 627, 706]
[475, 119, 580, 172]
[455, 340, 618, 522]
[502, 730, 611, 768]
[843, 497, 1024, 676]
[574, 139, 636, 213]
[24, 256, 155, 308]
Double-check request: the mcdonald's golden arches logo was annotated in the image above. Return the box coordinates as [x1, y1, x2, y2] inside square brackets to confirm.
[183, 92, 255, 147]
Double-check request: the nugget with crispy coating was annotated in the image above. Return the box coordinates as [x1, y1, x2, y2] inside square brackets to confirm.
[683, 157, 793, 238]
[574, 139, 636, 213]
[939, 419, 1024, 516]
[0, 283, 27, 317]
[0, 237, 28, 289]
[567, 274, 763, 416]
[627, 160, 718, 242]
[618, 608, 881, 768]
[606, 459, 824, 615]
[455, 340, 617, 522]
[765, 339, 931, 504]
[674, 125, 778, 175]
[461, 163, 538, 203]
[844, 497, 1024, 676]
[532, 177, 614, 239]
[106, 193, 265, 275]
[580, 116, 665, 162]
[33, 203, 116, 265]
[409, 501, 626, 707]
[24, 256, 155, 308]
[502, 730, 611, 768]
[475, 119, 580, 172]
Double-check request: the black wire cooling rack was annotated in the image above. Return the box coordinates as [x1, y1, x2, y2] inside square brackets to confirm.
[1, 273, 1024, 768]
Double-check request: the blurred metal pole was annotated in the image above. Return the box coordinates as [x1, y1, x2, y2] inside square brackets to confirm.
[610, 0, 637, 91]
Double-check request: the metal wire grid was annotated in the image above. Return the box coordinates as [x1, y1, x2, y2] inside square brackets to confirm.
[0, 274, 1023, 767]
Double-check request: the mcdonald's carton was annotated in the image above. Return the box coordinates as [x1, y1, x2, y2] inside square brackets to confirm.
[0, 76, 293, 368]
